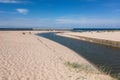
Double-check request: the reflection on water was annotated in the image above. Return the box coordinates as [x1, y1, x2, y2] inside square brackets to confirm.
[36, 32, 120, 77]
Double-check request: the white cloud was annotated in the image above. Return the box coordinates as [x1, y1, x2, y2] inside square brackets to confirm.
[16, 9, 29, 15]
[0, 0, 29, 4]
[0, 0, 21, 3]
[0, 17, 120, 28]
[55, 18, 120, 28]
[56, 18, 120, 25]
[0, 18, 56, 28]
[0, 9, 29, 15]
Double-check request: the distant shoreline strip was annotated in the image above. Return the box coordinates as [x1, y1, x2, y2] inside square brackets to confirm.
[59, 34, 120, 48]
[0, 28, 120, 31]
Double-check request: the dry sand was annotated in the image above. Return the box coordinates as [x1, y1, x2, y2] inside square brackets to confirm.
[60, 31, 120, 42]
[0, 31, 114, 80]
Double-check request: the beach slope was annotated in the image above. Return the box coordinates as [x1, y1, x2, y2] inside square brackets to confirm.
[0, 31, 114, 80]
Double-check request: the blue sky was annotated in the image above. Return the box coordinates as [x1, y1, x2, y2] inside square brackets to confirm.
[0, 0, 120, 28]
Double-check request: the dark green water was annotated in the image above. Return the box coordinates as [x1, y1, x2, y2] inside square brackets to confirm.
[37, 32, 120, 77]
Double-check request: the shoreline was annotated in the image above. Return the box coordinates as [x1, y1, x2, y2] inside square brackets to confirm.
[57, 31, 120, 48]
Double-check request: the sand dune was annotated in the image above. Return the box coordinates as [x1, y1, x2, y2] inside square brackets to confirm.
[0, 31, 114, 80]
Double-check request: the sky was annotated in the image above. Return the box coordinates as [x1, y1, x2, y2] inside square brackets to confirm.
[0, 0, 120, 28]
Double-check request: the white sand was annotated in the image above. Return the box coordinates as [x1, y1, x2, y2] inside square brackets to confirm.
[0, 31, 114, 80]
[61, 31, 120, 42]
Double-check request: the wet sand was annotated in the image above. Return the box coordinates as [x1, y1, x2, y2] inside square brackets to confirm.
[0, 31, 114, 80]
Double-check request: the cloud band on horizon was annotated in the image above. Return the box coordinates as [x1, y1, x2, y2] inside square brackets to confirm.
[0, 17, 120, 28]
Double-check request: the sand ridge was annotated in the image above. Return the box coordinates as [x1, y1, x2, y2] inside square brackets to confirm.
[60, 31, 120, 42]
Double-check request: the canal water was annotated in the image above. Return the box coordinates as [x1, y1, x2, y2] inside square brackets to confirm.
[37, 32, 120, 77]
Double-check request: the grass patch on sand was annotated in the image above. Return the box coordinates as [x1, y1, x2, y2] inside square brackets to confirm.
[116, 76, 120, 80]
[97, 65, 112, 74]
[64, 61, 96, 73]
[65, 61, 119, 80]
[97, 65, 120, 79]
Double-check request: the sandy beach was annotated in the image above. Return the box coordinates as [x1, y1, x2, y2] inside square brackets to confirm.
[60, 31, 120, 42]
[0, 31, 114, 80]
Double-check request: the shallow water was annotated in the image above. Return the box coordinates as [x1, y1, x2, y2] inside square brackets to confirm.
[37, 32, 120, 76]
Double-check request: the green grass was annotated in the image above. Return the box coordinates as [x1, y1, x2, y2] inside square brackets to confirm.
[64, 61, 96, 73]
[112, 73, 120, 80]
[64, 61, 120, 80]
[97, 65, 112, 74]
